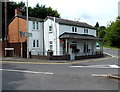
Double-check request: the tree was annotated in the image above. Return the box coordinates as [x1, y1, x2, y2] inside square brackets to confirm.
[98, 30, 106, 38]
[103, 19, 120, 47]
[2, 1, 60, 40]
[29, 3, 60, 19]
[94, 22, 99, 28]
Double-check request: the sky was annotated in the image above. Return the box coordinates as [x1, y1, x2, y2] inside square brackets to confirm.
[11, 0, 120, 26]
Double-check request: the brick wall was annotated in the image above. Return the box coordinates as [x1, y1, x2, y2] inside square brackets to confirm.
[8, 17, 27, 43]
[8, 42, 27, 57]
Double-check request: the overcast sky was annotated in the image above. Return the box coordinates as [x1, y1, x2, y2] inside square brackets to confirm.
[12, 0, 120, 26]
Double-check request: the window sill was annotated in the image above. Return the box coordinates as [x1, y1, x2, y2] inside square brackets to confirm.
[32, 30, 40, 31]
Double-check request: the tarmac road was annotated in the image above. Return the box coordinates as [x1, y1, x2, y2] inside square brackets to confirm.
[1, 48, 120, 91]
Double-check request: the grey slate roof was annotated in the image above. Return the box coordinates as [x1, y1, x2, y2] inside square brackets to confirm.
[59, 32, 101, 40]
[8, 15, 44, 24]
[16, 15, 44, 22]
[46, 16, 95, 29]
[9, 15, 95, 30]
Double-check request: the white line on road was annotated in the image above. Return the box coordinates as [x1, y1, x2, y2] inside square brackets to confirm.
[92, 74, 109, 77]
[0, 69, 53, 75]
[70, 65, 120, 69]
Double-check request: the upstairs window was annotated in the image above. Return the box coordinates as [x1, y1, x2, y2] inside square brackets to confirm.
[75, 27, 77, 32]
[72, 27, 74, 32]
[84, 28, 88, 33]
[49, 26, 52, 33]
[36, 22, 39, 30]
[33, 22, 35, 29]
[72, 27, 77, 32]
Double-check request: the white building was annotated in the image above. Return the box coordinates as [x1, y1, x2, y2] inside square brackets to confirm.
[28, 16, 101, 60]
[8, 9, 102, 60]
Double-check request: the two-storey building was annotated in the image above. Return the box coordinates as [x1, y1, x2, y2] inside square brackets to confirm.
[7, 9, 102, 60]
[44, 16, 101, 60]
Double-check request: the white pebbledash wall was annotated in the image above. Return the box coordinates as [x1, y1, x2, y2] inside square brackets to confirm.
[27, 17, 97, 58]
[44, 18, 97, 56]
[28, 21, 44, 55]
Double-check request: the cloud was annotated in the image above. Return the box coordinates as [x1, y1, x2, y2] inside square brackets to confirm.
[12, 0, 120, 26]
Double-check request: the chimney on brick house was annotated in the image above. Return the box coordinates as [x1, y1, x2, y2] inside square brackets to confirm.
[15, 9, 22, 16]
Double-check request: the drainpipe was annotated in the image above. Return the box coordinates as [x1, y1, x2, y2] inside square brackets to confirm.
[54, 17, 57, 55]
[42, 21, 45, 55]
[66, 39, 68, 55]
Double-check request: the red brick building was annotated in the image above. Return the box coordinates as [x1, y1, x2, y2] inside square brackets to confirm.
[7, 9, 27, 57]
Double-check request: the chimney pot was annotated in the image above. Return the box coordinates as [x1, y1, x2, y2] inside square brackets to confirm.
[15, 9, 22, 16]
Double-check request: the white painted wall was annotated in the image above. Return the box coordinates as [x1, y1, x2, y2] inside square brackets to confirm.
[59, 24, 96, 37]
[28, 17, 97, 57]
[28, 21, 44, 55]
[44, 18, 60, 55]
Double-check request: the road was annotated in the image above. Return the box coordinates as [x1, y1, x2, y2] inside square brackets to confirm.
[1, 48, 120, 90]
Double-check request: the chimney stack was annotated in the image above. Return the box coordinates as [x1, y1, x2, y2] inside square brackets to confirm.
[15, 9, 22, 16]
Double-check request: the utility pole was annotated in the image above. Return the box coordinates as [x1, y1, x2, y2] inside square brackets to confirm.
[4, 1, 7, 56]
[26, 0, 29, 58]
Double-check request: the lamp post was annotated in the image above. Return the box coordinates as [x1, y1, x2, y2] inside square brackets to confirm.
[26, 0, 29, 58]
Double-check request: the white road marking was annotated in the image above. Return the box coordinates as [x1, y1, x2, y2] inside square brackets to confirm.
[0, 69, 53, 75]
[108, 65, 120, 68]
[70, 65, 120, 69]
[92, 74, 109, 77]
[103, 52, 118, 58]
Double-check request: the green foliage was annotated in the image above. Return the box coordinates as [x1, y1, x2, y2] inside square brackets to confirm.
[29, 3, 60, 19]
[96, 26, 106, 37]
[2, 1, 60, 39]
[104, 20, 120, 47]
[98, 30, 106, 38]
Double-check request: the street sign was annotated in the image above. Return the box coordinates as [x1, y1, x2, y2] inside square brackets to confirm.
[23, 32, 32, 37]
[19, 30, 32, 37]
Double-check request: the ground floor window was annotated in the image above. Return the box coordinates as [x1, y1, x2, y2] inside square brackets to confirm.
[49, 41, 53, 50]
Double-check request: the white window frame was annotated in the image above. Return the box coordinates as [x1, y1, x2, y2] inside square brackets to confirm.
[33, 22, 35, 30]
[49, 41, 53, 50]
[49, 26, 52, 33]
[84, 28, 88, 34]
[37, 40, 39, 47]
[33, 40, 35, 47]
[72, 27, 77, 32]
[36, 22, 39, 30]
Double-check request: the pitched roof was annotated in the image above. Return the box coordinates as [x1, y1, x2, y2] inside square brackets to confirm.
[16, 15, 44, 22]
[8, 15, 44, 24]
[59, 32, 101, 40]
[46, 16, 95, 29]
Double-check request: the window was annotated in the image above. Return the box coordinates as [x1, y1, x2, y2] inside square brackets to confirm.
[72, 27, 77, 32]
[36, 22, 39, 30]
[75, 27, 77, 32]
[33, 22, 35, 29]
[33, 40, 35, 47]
[49, 26, 52, 33]
[49, 41, 53, 50]
[72, 27, 74, 32]
[37, 40, 39, 47]
[84, 28, 88, 33]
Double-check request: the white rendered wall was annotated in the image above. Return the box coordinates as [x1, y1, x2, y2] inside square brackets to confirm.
[28, 21, 43, 55]
[59, 24, 96, 37]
